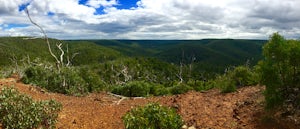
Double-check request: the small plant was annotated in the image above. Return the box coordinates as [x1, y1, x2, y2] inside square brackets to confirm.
[22, 65, 89, 96]
[216, 76, 237, 93]
[170, 83, 193, 95]
[187, 79, 214, 92]
[122, 103, 183, 129]
[0, 87, 62, 129]
[213, 65, 258, 93]
[149, 84, 170, 96]
[112, 81, 151, 97]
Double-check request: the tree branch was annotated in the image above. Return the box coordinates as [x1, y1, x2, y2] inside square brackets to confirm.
[25, 8, 61, 70]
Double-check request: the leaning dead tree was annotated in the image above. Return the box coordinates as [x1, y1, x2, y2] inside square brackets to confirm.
[176, 50, 184, 84]
[25, 8, 77, 72]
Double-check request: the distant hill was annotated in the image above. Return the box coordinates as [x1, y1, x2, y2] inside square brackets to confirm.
[0, 37, 122, 66]
[0, 37, 266, 74]
[87, 39, 266, 72]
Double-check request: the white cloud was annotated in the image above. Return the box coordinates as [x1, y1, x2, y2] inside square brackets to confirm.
[87, 0, 118, 8]
[27, 0, 100, 24]
[0, 0, 31, 14]
[0, 0, 300, 39]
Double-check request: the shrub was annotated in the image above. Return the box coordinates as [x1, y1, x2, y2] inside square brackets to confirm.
[170, 83, 193, 95]
[230, 66, 258, 86]
[149, 84, 170, 96]
[213, 65, 258, 93]
[79, 68, 107, 92]
[0, 87, 62, 129]
[187, 79, 214, 92]
[122, 103, 183, 129]
[22, 65, 89, 96]
[258, 33, 300, 109]
[215, 75, 237, 93]
[112, 81, 151, 97]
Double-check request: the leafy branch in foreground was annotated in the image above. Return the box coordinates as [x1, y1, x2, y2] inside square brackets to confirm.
[258, 33, 300, 109]
[0, 87, 62, 129]
[122, 103, 183, 129]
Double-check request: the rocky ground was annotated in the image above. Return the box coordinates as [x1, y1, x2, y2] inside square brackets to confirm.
[0, 77, 294, 129]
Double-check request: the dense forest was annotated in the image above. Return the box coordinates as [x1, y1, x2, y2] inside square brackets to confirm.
[1, 34, 300, 128]
[0, 37, 265, 78]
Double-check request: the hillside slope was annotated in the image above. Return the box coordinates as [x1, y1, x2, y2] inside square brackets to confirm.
[0, 37, 122, 66]
[92, 39, 265, 72]
[1, 37, 265, 75]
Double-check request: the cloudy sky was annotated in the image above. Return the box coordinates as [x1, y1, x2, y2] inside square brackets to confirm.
[0, 0, 299, 39]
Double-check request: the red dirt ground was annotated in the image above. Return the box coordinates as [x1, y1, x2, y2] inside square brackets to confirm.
[0, 78, 293, 129]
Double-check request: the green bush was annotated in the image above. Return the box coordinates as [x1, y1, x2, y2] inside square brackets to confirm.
[170, 83, 193, 95]
[0, 87, 62, 129]
[79, 68, 107, 92]
[112, 81, 151, 97]
[215, 75, 237, 93]
[22, 65, 89, 96]
[149, 84, 170, 96]
[230, 66, 258, 86]
[213, 65, 258, 93]
[187, 79, 214, 92]
[258, 33, 300, 109]
[122, 103, 183, 129]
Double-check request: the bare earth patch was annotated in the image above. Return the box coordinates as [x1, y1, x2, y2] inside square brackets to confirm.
[0, 78, 291, 129]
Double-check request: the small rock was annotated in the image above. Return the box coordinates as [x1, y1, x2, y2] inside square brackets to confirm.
[188, 126, 196, 129]
[72, 119, 77, 124]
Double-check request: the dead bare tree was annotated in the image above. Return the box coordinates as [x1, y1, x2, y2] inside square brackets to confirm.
[25, 8, 62, 71]
[176, 50, 184, 84]
[25, 8, 77, 72]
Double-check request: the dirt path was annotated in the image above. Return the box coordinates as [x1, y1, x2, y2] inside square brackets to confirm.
[0, 78, 289, 129]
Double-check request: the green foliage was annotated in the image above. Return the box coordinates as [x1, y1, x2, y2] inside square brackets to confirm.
[1, 37, 265, 97]
[122, 103, 183, 129]
[214, 65, 258, 93]
[1, 37, 264, 81]
[170, 83, 193, 95]
[258, 33, 300, 109]
[0, 87, 61, 129]
[112, 81, 151, 97]
[230, 66, 259, 86]
[96, 57, 178, 86]
[215, 75, 237, 93]
[149, 84, 170, 96]
[79, 68, 107, 92]
[22, 64, 89, 96]
[187, 79, 214, 92]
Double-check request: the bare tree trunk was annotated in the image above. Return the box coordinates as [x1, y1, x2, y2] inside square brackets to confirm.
[25, 8, 61, 72]
[56, 43, 65, 67]
[177, 50, 185, 84]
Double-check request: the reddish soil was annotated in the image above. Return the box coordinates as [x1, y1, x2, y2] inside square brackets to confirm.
[0, 78, 291, 129]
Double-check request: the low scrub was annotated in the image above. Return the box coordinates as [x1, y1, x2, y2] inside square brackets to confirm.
[0, 87, 62, 129]
[170, 83, 193, 95]
[215, 65, 258, 93]
[122, 103, 183, 129]
[187, 79, 215, 92]
[22, 64, 105, 96]
[112, 81, 151, 97]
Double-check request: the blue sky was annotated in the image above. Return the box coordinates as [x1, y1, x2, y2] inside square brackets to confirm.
[79, 0, 139, 9]
[1, 0, 300, 39]
[77, 0, 139, 14]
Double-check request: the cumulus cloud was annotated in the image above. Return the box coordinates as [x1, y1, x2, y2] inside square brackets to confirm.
[87, 0, 118, 8]
[0, 0, 31, 14]
[0, 0, 299, 39]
